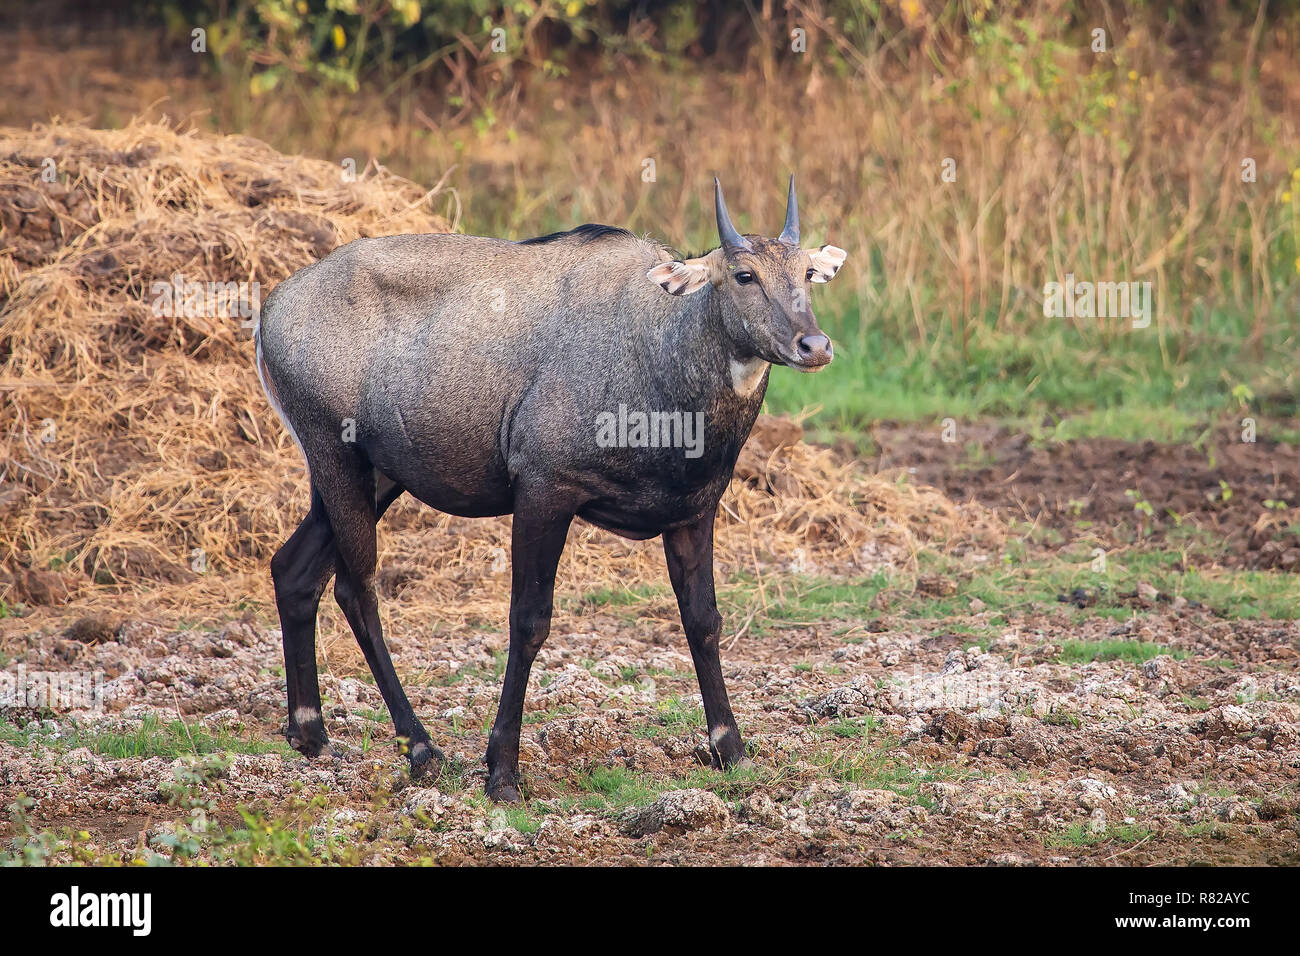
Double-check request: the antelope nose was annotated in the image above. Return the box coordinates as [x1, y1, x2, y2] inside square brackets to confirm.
[796, 334, 833, 365]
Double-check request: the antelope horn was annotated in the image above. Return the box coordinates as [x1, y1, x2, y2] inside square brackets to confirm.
[714, 177, 752, 252]
[778, 174, 800, 246]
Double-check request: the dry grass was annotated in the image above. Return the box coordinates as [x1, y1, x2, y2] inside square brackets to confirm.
[443, 26, 1295, 354]
[5, 12, 1294, 369]
[0, 120, 1000, 642]
[0, 118, 450, 605]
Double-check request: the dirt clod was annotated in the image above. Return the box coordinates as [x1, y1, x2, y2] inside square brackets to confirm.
[621, 789, 732, 837]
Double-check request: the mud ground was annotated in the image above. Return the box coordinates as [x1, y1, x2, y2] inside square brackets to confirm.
[2, 428, 1298, 866]
[871, 421, 1300, 571]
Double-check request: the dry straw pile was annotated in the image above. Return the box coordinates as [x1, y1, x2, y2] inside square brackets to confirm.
[0, 120, 999, 632]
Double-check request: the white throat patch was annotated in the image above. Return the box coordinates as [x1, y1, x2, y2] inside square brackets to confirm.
[729, 357, 769, 396]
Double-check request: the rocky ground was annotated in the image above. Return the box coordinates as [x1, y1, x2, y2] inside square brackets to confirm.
[2, 595, 1297, 865]
[2, 426, 1298, 865]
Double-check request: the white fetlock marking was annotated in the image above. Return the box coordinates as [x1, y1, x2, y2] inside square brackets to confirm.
[293, 706, 321, 726]
[710, 726, 731, 748]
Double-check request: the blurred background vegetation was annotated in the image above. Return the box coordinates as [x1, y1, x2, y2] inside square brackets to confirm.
[5, 0, 1299, 443]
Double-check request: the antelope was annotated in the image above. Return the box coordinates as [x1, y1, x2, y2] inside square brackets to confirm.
[255, 177, 846, 801]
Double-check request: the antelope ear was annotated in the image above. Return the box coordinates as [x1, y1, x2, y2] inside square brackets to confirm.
[807, 244, 847, 283]
[648, 257, 711, 295]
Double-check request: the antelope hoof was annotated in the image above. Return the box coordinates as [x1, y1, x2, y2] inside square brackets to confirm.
[710, 727, 747, 770]
[286, 718, 329, 757]
[407, 740, 446, 779]
[486, 771, 522, 804]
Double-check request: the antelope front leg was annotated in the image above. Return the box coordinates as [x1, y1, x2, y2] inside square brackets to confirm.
[485, 502, 573, 803]
[663, 507, 745, 768]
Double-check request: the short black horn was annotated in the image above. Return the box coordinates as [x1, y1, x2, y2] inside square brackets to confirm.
[778, 174, 800, 245]
[715, 177, 751, 252]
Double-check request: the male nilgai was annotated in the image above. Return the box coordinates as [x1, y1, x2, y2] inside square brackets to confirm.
[255, 178, 846, 801]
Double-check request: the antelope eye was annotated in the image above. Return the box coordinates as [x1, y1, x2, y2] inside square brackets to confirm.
[734, 271, 756, 285]
[805, 269, 815, 281]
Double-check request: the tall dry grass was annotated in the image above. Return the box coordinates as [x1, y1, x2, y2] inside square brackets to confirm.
[7, 6, 1296, 358]
[0, 121, 1001, 640]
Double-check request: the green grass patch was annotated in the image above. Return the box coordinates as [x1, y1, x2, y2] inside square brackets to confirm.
[573, 761, 769, 814]
[717, 548, 1300, 629]
[522, 705, 578, 725]
[812, 737, 975, 808]
[628, 694, 705, 740]
[718, 572, 891, 635]
[574, 765, 666, 810]
[0, 714, 288, 759]
[1045, 822, 1154, 849]
[567, 582, 668, 612]
[1057, 640, 1186, 664]
[765, 305, 1298, 447]
[822, 717, 878, 739]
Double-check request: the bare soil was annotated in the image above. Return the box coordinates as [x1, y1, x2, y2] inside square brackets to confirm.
[871, 422, 1300, 571]
[2, 548, 1297, 865]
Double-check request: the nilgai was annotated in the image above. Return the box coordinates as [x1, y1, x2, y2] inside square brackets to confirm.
[255, 177, 846, 801]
